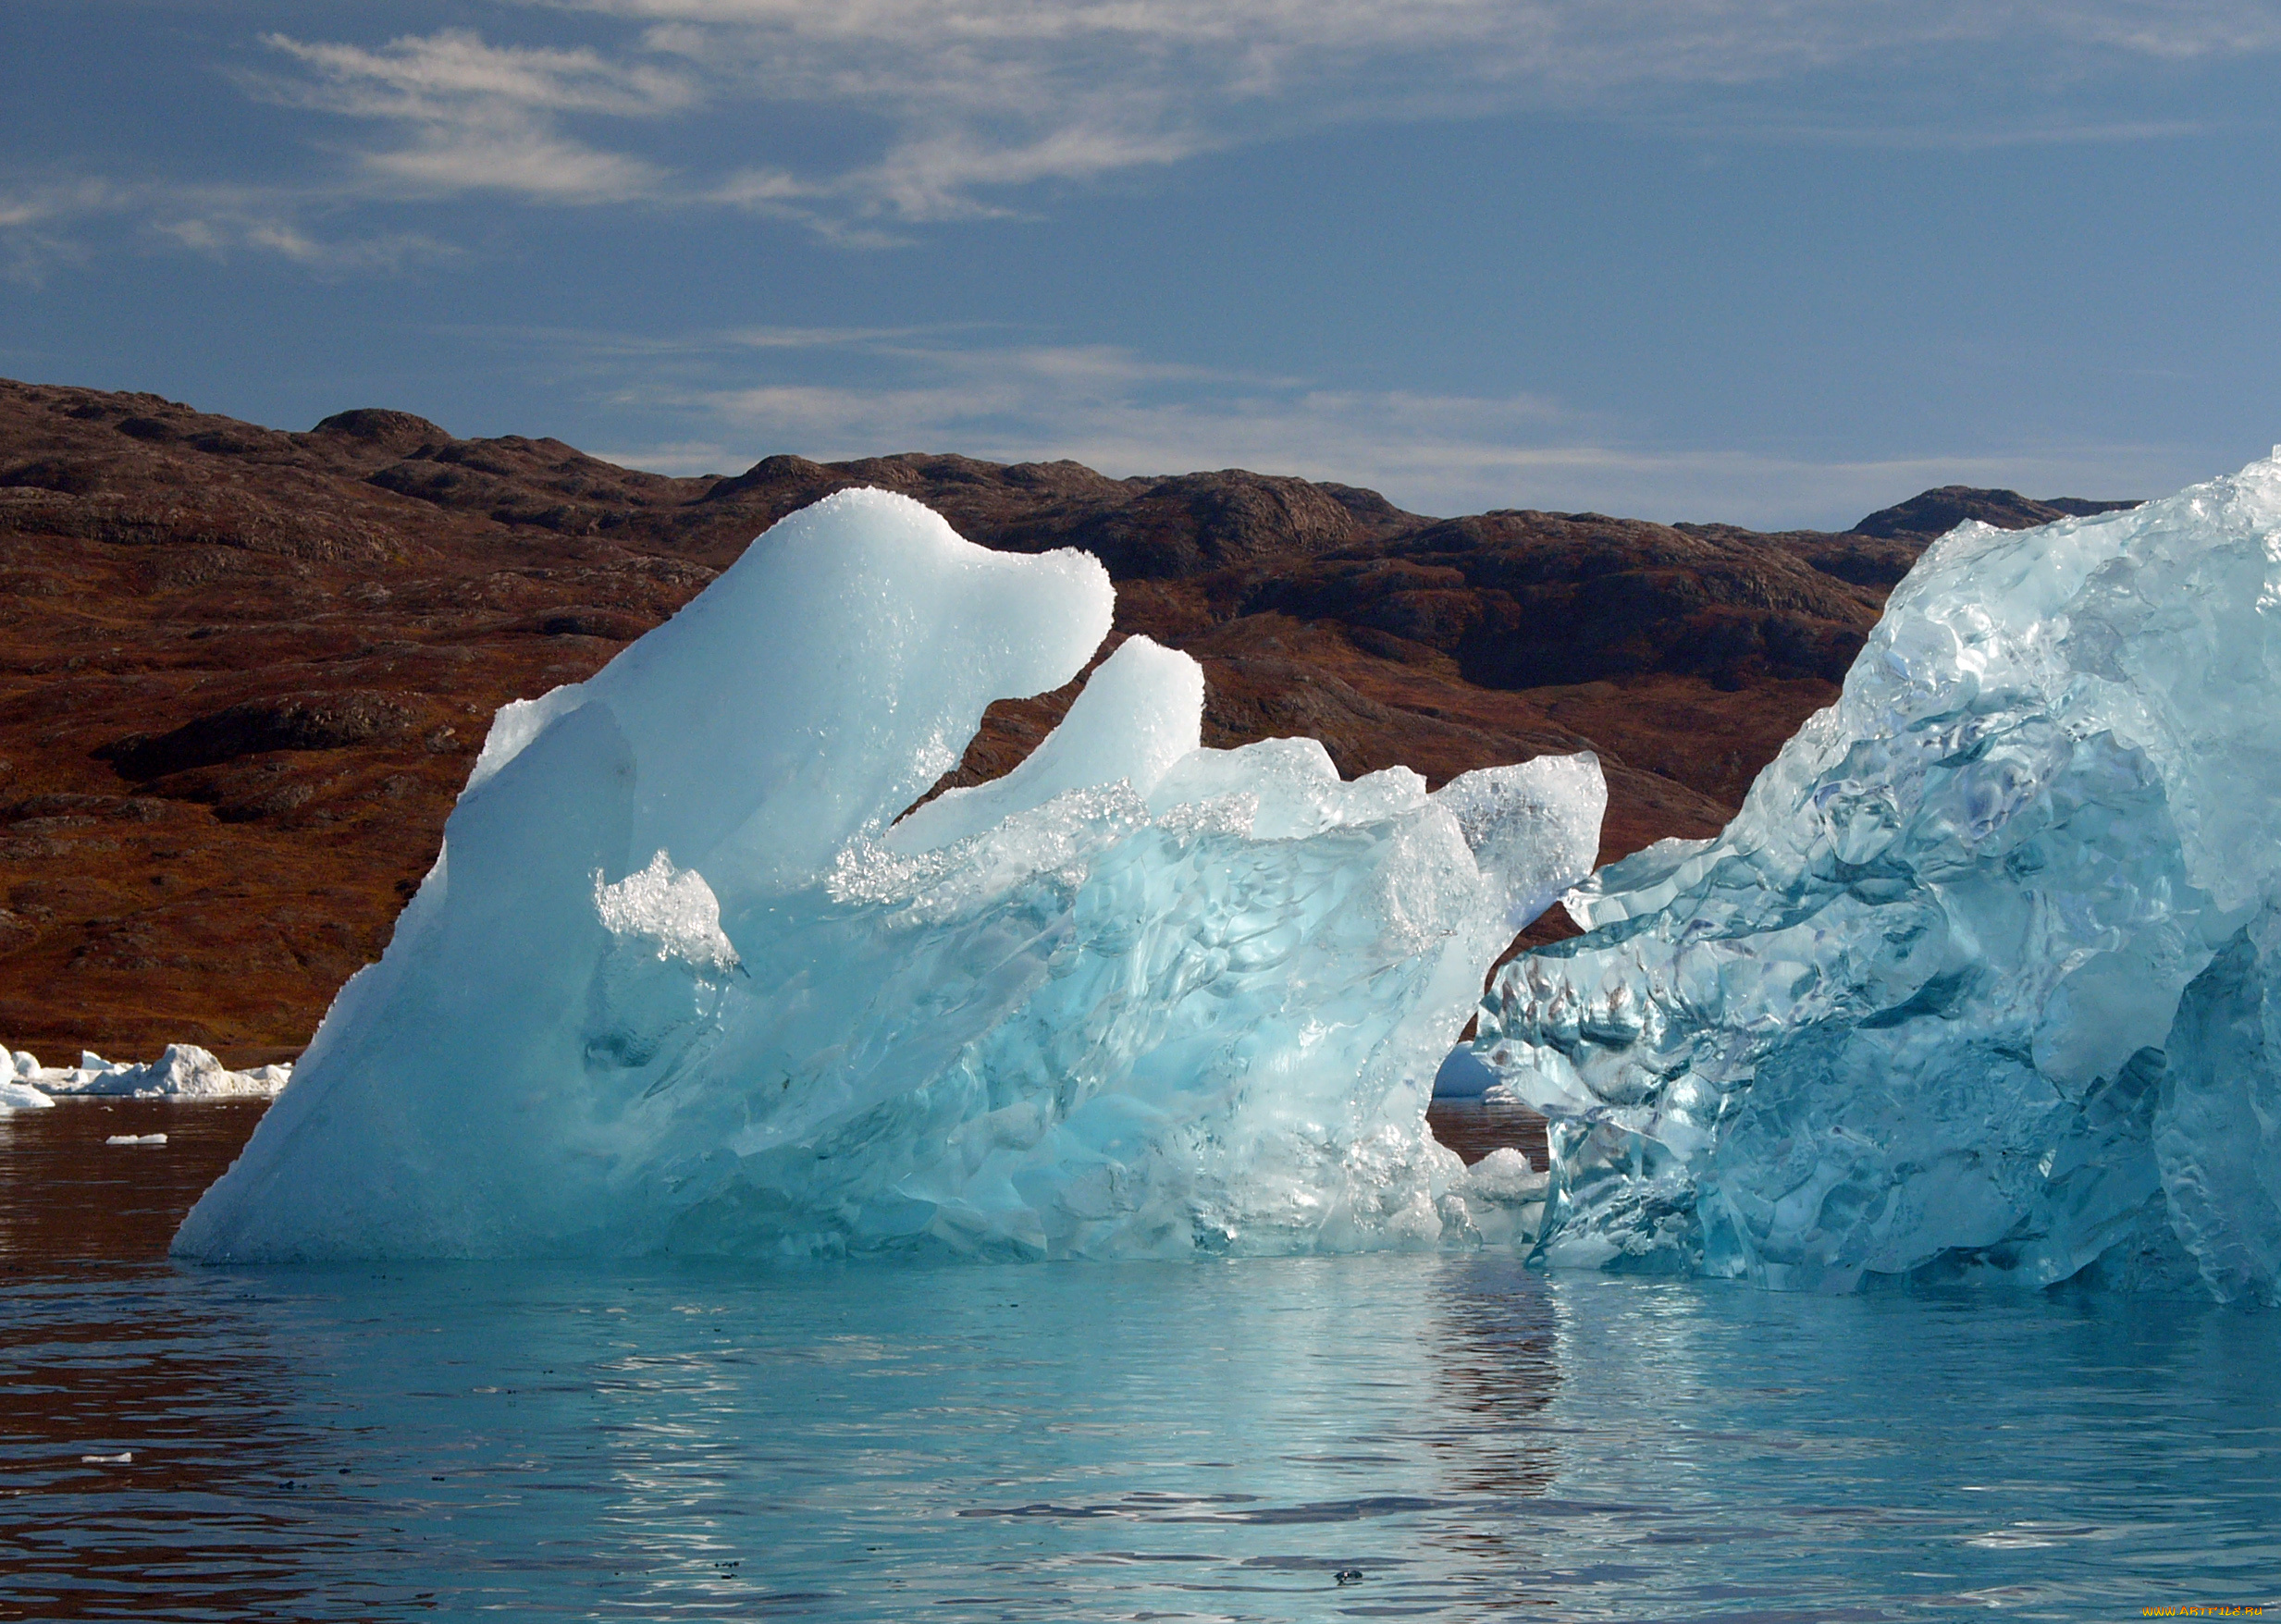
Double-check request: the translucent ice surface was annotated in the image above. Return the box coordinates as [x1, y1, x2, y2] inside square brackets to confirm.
[1479, 450, 2281, 1302]
[177, 489, 1604, 1262]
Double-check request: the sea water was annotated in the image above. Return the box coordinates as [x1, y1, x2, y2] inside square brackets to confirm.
[4, 1101, 2276, 1621]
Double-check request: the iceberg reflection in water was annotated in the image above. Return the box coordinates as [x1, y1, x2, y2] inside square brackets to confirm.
[6, 1107, 2278, 1621]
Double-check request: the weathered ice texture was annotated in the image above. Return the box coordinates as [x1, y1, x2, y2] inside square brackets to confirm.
[177, 490, 1603, 1261]
[1481, 451, 2281, 1302]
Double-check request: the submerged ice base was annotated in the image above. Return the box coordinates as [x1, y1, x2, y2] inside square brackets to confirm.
[177, 489, 1604, 1262]
[1480, 450, 2281, 1303]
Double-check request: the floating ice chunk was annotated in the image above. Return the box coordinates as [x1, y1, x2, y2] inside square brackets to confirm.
[1461, 1148, 1547, 1205]
[2, 1049, 101, 1094]
[39, 1044, 290, 1099]
[1478, 449, 2281, 1302]
[1453, 1149, 1548, 1248]
[0, 1080, 55, 1111]
[174, 489, 1606, 1262]
[106, 1133, 167, 1146]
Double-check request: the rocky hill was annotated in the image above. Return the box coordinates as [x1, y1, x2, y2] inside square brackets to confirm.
[0, 378, 2135, 1062]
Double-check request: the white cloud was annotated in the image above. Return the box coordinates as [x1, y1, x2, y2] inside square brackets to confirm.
[362, 132, 663, 200]
[256, 28, 693, 202]
[263, 29, 697, 119]
[0, 174, 459, 277]
[582, 0, 2281, 125]
[226, 2, 2281, 231]
[582, 437, 734, 474]
[0, 180, 127, 283]
[618, 392, 2180, 531]
[10, 3, 2273, 271]
[541, 323, 2186, 527]
[155, 209, 461, 273]
[0, 178, 124, 231]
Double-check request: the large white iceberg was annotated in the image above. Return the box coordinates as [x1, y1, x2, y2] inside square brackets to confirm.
[1479, 450, 2281, 1303]
[12, 1044, 291, 1100]
[176, 489, 1604, 1262]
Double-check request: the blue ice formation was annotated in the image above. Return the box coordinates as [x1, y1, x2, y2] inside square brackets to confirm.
[176, 489, 1604, 1262]
[1479, 451, 2281, 1302]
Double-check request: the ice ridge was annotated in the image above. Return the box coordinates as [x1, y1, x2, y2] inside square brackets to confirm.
[1478, 449, 2281, 1303]
[6, 1044, 290, 1101]
[174, 488, 1605, 1262]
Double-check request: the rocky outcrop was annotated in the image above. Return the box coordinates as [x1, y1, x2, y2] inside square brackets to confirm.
[1849, 484, 2138, 539]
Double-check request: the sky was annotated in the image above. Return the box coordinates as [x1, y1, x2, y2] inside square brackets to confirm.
[4, 1, 2278, 528]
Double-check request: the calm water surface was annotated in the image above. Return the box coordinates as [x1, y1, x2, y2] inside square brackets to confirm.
[2, 1100, 2275, 1621]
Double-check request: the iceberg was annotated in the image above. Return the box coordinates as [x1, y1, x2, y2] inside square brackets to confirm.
[1479, 450, 2281, 1303]
[2, 1044, 289, 1101]
[176, 489, 1604, 1262]
[0, 1079, 55, 1112]
[7, 1043, 290, 1100]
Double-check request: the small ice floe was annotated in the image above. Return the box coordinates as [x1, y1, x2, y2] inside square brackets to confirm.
[80, 1452, 132, 1465]
[0, 1079, 55, 1112]
[106, 1134, 168, 1147]
[10, 1043, 290, 1100]
[1454, 1148, 1550, 1248]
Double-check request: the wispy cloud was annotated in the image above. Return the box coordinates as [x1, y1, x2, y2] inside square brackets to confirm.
[263, 28, 697, 117]
[254, 28, 697, 201]
[209, 1, 2281, 236]
[0, 176, 458, 280]
[610, 0, 2281, 188]
[11, 1, 2269, 268]
[0, 178, 126, 233]
[526, 322, 2175, 526]
[155, 209, 460, 274]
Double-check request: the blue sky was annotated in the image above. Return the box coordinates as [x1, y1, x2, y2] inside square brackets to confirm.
[5, 0, 2277, 527]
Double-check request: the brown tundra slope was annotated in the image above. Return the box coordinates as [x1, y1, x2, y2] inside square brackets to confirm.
[0, 377, 2133, 1064]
